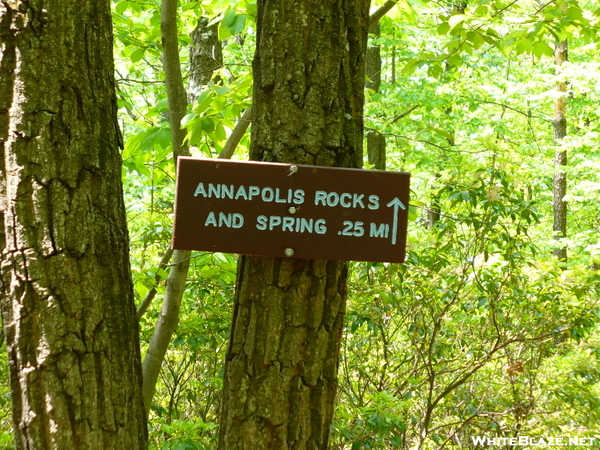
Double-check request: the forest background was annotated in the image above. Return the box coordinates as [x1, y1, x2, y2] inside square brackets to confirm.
[1, 0, 600, 449]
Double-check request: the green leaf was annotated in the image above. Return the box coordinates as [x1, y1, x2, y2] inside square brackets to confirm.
[195, 90, 214, 114]
[396, 0, 416, 24]
[437, 22, 450, 35]
[155, 128, 172, 151]
[466, 31, 484, 49]
[448, 14, 466, 30]
[215, 122, 226, 142]
[155, 97, 169, 113]
[115, 0, 129, 15]
[201, 117, 215, 134]
[130, 48, 144, 63]
[532, 40, 554, 59]
[219, 10, 247, 40]
[566, 5, 583, 21]
[402, 59, 421, 76]
[428, 63, 443, 79]
[189, 125, 204, 146]
[181, 113, 198, 128]
[244, 0, 257, 16]
[514, 38, 533, 55]
[447, 54, 462, 67]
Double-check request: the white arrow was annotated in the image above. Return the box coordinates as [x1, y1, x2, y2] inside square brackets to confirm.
[386, 198, 406, 245]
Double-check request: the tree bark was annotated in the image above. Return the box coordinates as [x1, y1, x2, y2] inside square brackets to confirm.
[217, 0, 370, 449]
[366, 23, 386, 171]
[367, 131, 386, 170]
[189, 17, 223, 98]
[0, 1, 147, 448]
[553, 39, 568, 262]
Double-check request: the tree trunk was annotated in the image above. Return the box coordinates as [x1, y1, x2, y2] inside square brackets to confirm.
[367, 131, 386, 170]
[217, 0, 370, 448]
[366, 22, 386, 171]
[0, 1, 147, 449]
[553, 39, 568, 262]
[189, 17, 223, 98]
[141, 0, 191, 416]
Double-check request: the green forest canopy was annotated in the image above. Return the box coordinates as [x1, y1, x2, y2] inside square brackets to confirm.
[2, 0, 600, 448]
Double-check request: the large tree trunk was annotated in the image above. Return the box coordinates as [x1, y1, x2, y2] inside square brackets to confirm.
[217, 0, 370, 449]
[553, 39, 568, 262]
[0, 1, 147, 449]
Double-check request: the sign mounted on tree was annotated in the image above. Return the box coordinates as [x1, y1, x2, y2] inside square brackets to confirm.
[173, 157, 411, 263]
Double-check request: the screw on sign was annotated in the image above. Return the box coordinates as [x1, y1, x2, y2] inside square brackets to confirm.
[173, 157, 411, 263]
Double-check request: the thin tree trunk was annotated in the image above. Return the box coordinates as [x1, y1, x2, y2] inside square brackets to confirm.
[141, 249, 190, 414]
[137, 248, 174, 319]
[366, 21, 386, 171]
[141, 0, 191, 416]
[217, 0, 370, 448]
[367, 131, 386, 170]
[553, 39, 568, 262]
[140, 0, 249, 415]
[0, 1, 147, 448]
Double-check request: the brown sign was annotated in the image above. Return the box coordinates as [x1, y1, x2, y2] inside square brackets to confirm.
[173, 157, 411, 263]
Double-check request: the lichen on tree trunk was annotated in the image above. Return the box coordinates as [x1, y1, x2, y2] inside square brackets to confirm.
[217, 0, 370, 448]
[189, 17, 223, 97]
[0, 1, 147, 448]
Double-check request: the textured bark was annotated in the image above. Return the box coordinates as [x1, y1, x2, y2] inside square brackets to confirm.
[0, 1, 147, 449]
[141, 0, 192, 416]
[553, 39, 568, 262]
[189, 17, 222, 96]
[367, 131, 386, 170]
[218, 0, 370, 448]
[219, 258, 349, 449]
[427, 196, 441, 229]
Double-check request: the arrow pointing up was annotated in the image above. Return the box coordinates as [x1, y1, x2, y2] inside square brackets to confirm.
[386, 198, 406, 245]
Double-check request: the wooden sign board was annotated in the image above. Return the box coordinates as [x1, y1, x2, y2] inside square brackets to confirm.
[173, 157, 411, 263]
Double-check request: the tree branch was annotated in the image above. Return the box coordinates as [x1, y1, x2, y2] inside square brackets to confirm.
[136, 248, 174, 319]
[369, 1, 397, 30]
[219, 107, 252, 159]
[389, 104, 420, 124]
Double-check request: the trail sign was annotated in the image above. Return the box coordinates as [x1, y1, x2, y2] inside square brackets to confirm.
[173, 157, 411, 263]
